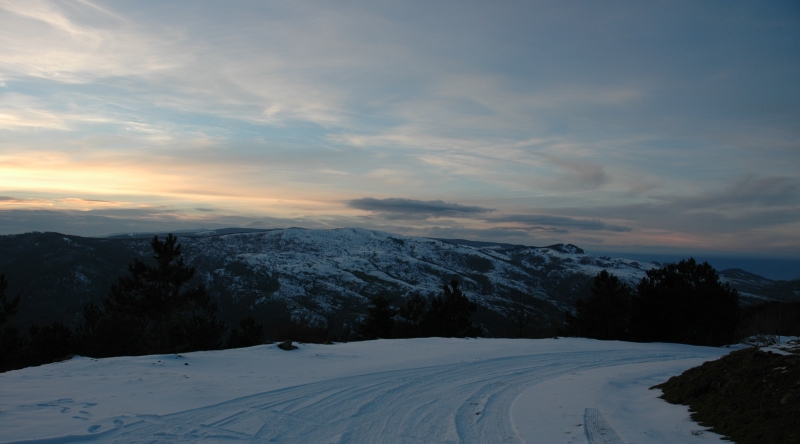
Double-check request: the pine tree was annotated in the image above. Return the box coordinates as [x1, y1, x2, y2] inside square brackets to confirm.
[631, 258, 739, 346]
[422, 280, 481, 337]
[393, 294, 427, 338]
[79, 234, 226, 357]
[27, 321, 74, 366]
[0, 275, 19, 328]
[567, 270, 633, 340]
[227, 316, 266, 348]
[0, 275, 24, 372]
[356, 294, 397, 340]
[506, 293, 537, 338]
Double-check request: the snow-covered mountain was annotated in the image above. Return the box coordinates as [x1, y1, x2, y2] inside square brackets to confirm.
[1, 228, 656, 334]
[178, 228, 655, 324]
[717, 268, 800, 303]
[0, 227, 794, 335]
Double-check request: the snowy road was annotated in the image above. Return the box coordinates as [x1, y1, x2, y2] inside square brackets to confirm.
[0, 339, 732, 443]
[6, 348, 720, 443]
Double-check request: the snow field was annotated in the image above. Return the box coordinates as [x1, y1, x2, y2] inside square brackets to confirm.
[513, 356, 729, 443]
[0, 338, 731, 443]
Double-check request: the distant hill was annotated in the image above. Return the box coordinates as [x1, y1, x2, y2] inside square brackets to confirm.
[0, 228, 796, 335]
[718, 268, 800, 303]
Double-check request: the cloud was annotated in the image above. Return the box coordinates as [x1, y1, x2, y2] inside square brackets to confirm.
[0, 105, 67, 130]
[416, 226, 532, 241]
[693, 175, 799, 208]
[0, 0, 182, 83]
[493, 214, 632, 232]
[0, 208, 281, 237]
[527, 174, 800, 257]
[0, 195, 51, 206]
[346, 197, 494, 219]
[59, 197, 120, 207]
[525, 226, 570, 234]
[576, 237, 604, 244]
[0, 2, 798, 257]
[543, 156, 608, 188]
[560, 174, 800, 235]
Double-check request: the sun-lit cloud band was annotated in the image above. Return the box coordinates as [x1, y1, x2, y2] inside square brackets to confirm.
[0, 0, 798, 258]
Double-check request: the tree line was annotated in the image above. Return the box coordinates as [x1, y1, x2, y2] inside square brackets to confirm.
[0, 234, 485, 373]
[3, 236, 792, 373]
[563, 258, 742, 346]
[354, 279, 482, 340]
[1, 235, 268, 372]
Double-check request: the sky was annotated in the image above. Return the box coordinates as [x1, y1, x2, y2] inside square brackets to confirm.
[1, 0, 799, 263]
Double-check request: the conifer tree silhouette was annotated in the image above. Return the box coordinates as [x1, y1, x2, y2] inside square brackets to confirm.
[567, 270, 633, 340]
[631, 258, 739, 346]
[0, 274, 24, 371]
[356, 294, 397, 339]
[227, 316, 265, 348]
[0, 275, 19, 328]
[422, 280, 480, 337]
[80, 234, 225, 357]
[506, 293, 537, 339]
[393, 294, 427, 338]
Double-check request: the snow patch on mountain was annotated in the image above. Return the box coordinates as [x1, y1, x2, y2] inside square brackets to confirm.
[170, 228, 661, 327]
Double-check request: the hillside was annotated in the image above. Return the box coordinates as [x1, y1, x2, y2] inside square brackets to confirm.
[656, 340, 800, 444]
[718, 268, 800, 304]
[0, 228, 796, 335]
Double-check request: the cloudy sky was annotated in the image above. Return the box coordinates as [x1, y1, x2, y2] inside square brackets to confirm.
[1, 0, 799, 259]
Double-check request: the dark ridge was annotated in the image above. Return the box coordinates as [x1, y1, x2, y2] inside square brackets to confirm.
[718, 268, 775, 283]
[720, 268, 800, 303]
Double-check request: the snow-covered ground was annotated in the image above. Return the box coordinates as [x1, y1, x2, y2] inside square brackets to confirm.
[0, 338, 734, 443]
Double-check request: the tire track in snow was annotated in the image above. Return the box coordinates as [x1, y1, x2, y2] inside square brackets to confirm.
[584, 408, 626, 444]
[12, 349, 710, 443]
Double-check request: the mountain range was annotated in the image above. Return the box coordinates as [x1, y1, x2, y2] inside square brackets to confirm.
[1, 228, 797, 336]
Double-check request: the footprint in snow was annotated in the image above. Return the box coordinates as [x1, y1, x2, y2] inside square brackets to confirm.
[87, 425, 101, 433]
